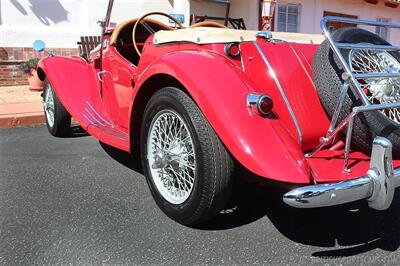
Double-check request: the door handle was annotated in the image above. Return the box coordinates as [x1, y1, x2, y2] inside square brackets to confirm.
[97, 70, 111, 82]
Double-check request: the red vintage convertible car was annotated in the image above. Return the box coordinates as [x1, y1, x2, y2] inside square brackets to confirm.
[33, 1, 400, 225]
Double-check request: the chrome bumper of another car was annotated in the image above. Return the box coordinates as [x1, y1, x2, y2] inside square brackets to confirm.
[283, 137, 400, 210]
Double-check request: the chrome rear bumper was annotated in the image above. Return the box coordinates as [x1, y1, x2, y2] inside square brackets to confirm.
[284, 137, 400, 210]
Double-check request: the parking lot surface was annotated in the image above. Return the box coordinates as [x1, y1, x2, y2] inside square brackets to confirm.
[1, 126, 400, 265]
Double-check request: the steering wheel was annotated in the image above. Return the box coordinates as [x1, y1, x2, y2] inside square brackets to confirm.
[133, 12, 184, 57]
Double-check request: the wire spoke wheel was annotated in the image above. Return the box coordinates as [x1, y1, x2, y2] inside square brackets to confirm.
[141, 87, 234, 224]
[42, 78, 71, 137]
[44, 83, 55, 128]
[147, 109, 196, 205]
[350, 49, 400, 124]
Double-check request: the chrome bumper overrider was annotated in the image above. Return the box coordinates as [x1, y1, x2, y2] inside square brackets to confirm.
[284, 137, 400, 210]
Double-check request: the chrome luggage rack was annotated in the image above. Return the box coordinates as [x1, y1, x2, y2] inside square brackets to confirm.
[306, 16, 400, 172]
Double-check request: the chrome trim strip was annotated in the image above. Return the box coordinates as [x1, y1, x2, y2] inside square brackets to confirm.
[354, 72, 400, 79]
[102, 127, 129, 140]
[335, 43, 400, 51]
[85, 107, 106, 126]
[284, 137, 400, 210]
[83, 113, 96, 125]
[85, 101, 113, 126]
[253, 41, 303, 145]
[239, 44, 245, 72]
[287, 43, 314, 85]
[84, 119, 129, 141]
[354, 101, 400, 112]
[82, 101, 129, 141]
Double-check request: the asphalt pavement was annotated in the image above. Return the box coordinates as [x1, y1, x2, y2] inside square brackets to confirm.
[1, 125, 400, 265]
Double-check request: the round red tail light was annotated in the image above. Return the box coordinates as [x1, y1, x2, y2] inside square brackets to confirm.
[247, 93, 274, 116]
[257, 95, 273, 115]
[225, 43, 241, 58]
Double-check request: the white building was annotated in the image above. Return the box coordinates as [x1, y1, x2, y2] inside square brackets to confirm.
[1, 0, 399, 48]
[272, 0, 400, 44]
[0, 0, 399, 85]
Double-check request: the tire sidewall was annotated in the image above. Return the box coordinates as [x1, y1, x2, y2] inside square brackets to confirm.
[140, 88, 208, 223]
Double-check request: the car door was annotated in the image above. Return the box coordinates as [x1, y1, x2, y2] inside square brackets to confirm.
[101, 45, 136, 131]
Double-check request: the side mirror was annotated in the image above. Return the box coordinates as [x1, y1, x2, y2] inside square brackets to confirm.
[33, 40, 46, 52]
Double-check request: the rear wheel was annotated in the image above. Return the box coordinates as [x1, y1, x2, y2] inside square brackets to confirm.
[43, 79, 71, 137]
[140, 87, 234, 225]
[313, 27, 400, 156]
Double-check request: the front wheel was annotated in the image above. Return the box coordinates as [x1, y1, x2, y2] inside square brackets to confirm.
[140, 87, 234, 225]
[43, 79, 71, 137]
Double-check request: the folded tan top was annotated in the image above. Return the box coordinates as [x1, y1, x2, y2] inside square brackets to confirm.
[154, 27, 325, 45]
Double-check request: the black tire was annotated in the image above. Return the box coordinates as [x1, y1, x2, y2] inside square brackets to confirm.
[140, 87, 234, 225]
[43, 79, 71, 137]
[313, 27, 400, 157]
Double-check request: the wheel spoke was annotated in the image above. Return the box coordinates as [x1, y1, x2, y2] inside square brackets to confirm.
[169, 166, 191, 193]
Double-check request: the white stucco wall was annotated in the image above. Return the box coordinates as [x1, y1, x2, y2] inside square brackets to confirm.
[0, 0, 174, 48]
[1, 0, 399, 48]
[277, 0, 400, 44]
[230, 0, 259, 30]
[190, 0, 259, 30]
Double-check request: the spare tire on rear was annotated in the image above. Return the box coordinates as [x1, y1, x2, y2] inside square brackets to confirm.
[313, 27, 400, 157]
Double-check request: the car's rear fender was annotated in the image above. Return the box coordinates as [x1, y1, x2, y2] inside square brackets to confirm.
[133, 50, 311, 183]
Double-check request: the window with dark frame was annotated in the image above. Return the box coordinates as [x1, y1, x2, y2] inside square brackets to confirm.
[277, 3, 299, 32]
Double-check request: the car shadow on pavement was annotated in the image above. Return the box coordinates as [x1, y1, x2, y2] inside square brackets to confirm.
[96, 144, 400, 257]
[199, 178, 400, 257]
[99, 142, 143, 174]
[68, 125, 89, 138]
[268, 187, 400, 257]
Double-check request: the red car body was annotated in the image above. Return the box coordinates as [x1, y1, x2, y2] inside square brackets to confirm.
[35, 12, 400, 216]
[37, 30, 399, 184]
